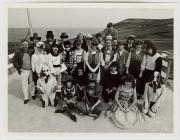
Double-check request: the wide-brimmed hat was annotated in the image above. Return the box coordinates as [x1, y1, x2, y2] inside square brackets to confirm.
[60, 32, 68, 38]
[127, 35, 136, 40]
[46, 31, 54, 37]
[30, 33, 41, 41]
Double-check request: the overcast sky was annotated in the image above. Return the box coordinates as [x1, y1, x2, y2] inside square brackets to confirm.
[8, 8, 173, 28]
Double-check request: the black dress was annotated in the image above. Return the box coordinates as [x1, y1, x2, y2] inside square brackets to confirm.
[102, 72, 121, 103]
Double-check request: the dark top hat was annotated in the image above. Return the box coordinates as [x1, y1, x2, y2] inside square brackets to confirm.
[30, 33, 41, 41]
[46, 31, 54, 37]
[60, 32, 68, 38]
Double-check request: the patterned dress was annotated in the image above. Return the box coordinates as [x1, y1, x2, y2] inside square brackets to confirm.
[109, 85, 145, 129]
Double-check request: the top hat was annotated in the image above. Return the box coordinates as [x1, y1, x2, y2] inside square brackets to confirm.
[60, 32, 68, 38]
[30, 33, 41, 41]
[46, 31, 54, 37]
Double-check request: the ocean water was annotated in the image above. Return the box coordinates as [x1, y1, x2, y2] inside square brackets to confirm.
[8, 27, 103, 42]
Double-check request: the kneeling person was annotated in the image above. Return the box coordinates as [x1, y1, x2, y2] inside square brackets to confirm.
[36, 65, 57, 107]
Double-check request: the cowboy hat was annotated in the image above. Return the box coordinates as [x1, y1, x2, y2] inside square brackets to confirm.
[30, 33, 41, 41]
[60, 32, 68, 38]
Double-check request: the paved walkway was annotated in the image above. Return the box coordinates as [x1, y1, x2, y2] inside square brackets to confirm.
[8, 72, 173, 133]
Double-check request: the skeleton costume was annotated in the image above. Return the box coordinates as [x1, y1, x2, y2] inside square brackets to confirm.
[36, 65, 57, 107]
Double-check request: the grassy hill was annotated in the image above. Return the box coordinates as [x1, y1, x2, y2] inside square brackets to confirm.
[109, 18, 173, 40]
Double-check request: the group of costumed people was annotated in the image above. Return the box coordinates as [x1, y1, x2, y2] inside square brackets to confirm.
[13, 22, 166, 129]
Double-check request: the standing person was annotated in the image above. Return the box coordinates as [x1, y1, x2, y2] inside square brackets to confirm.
[102, 61, 121, 104]
[108, 74, 145, 129]
[13, 39, 35, 104]
[74, 39, 86, 68]
[139, 40, 162, 96]
[58, 32, 69, 52]
[102, 35, 115, 71]
[124, 35, 136, 52]
[126, 40, 144, 79]
[77, 80, 103, 120]
[112, 36, 118, 55]
[29, 32, 41, 55]
[104, 22, 118, 40]
[31, 42, 48, 79]
[85, 34, 93, 52]
[44, 31, 55, 54]
[85, 38, 104, 82]
[62, 40, 77, 75]
[114, 41, 129, 76]
[47, 39, 67, 93]
[95, 33, 105, 51]
[29, 33, 42, 94]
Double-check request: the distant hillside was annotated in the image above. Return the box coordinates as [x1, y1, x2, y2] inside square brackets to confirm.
[101, 18, 173, 40]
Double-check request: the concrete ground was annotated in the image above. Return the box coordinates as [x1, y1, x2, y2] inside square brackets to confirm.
[8, 71, 173, 133]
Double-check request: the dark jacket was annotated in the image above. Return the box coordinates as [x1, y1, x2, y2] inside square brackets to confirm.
[13, 48, 32, 72]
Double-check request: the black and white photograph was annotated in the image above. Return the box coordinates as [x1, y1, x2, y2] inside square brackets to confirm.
[0, 1, 179, 137]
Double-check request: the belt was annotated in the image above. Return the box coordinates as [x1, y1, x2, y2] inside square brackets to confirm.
[53, 64, 61, 68]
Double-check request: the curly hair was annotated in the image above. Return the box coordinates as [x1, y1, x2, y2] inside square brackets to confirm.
[121, 74, 136, 88]
[144, 40, 157, 56]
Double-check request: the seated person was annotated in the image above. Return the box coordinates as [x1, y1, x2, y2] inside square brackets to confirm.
[73, 63, 88, 100]
[54, 75, 78, 122]
[102, 61, 121, 104]
[77, 80, 103, 120]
